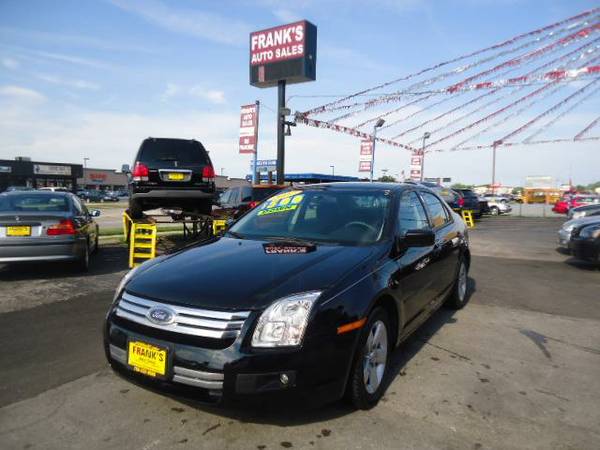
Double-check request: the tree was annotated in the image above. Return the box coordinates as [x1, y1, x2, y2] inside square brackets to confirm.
[511, 187, 523, 195]
[378, 175, 397, 182]
[451, 183, 473, 189]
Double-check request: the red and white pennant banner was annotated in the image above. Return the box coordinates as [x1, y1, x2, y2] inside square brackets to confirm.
[301, 7, 600, 117]
[296, 116, 417, 152]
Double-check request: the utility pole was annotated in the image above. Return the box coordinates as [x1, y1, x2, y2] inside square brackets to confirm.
[252, 100, 260, 185]
[420, 132, 430, 182]
[371, 119, 386, 182]
[276, 81, 286, 185]
[492, 140, 502, 195]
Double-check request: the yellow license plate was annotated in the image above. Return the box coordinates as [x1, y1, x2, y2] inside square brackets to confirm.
[167, 172, 185, 181]
[7, 226, 31, 237]
[128, 341, 167, 377]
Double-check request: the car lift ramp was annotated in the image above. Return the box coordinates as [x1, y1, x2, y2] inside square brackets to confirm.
[122, 210, 225, 268]
[461, 210, 475, 228]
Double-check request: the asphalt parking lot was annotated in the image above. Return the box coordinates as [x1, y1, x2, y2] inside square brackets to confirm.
[0, 217, 599, 450]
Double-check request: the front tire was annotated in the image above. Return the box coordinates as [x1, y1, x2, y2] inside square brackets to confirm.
[490, 206, 499, 216]
[346, 307, 390, 410]
[445, 260, 468, 309]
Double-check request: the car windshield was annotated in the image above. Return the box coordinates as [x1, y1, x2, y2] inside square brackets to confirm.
[229, 188, 391, 245]
[0, 194, 70, 212]
[140, 139, 209, 164]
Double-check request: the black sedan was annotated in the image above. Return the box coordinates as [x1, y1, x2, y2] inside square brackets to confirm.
[0, 191, 100, 271]
[569, 222, 600, 264]
[104, 183, 470, 409]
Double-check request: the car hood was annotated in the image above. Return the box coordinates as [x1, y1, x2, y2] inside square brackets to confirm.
[125, 237, 379, 311]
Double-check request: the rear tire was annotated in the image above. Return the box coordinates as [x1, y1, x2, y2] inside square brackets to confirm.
[129, 199, 144, 219]
[75, 241, 90, 272]
[346, 307, 391, 410]
[445, 260, 468, 309]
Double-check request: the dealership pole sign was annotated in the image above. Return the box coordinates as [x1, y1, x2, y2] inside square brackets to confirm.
[250, 21, 317, 88]
[249, 20, 317, 185]
[410, 151, 423, 181]
[239, 103, 260, 154]
[358, 140, 373, 172]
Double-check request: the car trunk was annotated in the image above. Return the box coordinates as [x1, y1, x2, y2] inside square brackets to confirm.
[0, 212, 72, 240]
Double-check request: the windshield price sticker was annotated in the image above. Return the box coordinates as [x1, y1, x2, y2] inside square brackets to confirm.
[258, 191, 304, 216]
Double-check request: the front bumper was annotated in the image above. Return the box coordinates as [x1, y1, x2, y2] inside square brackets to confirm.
[0, 237, 85, 263]
[104, 310, 355, 405]
[570, 237, 600, 262]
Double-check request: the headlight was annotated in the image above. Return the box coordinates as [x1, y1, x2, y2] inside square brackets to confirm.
[251, 291, 322, 348]
[581, 225, 600, 239]
[573, 212, 584, 219]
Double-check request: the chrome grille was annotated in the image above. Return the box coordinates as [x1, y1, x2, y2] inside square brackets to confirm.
[116, 292, 251, 339]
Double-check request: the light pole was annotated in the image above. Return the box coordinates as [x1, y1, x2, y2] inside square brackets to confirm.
[371, 119, 385, 182]
[330, 165, 335, 176]
[83, 157, 89, 169]
[420, 132, 431, 182]
[491, 139, 502, 195]
[220, 168, 224, 176]
[381, 168, 388, 179]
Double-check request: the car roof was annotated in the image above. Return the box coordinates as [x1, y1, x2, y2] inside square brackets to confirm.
[292, 182, 429, 193]
[1, 190, 72, 197]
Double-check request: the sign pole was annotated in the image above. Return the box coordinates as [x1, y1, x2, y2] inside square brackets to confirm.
[370, 127, 377, 182]
[252, 100, 260, 185]
[276, 80, 286, 185]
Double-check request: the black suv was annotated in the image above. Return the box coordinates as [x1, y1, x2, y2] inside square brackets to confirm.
[455, 189, 482, 218]
[126, 138, 215, 218]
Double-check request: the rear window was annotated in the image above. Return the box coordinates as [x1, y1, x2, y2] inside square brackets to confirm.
[252, 187, 284, 202]
[139, 139, 210, 164]
[459, 190, 477, 198]
[0, 194, 70, 212]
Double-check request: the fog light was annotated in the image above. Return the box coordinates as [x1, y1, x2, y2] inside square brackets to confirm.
[280, 373, 289, 385]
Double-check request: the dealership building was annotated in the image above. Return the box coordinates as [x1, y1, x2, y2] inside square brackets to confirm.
[78, 168, 128, 191]
[0, 158, 83, 192]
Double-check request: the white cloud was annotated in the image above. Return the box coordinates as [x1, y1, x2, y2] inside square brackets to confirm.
[0, 85, 46, 103]
[36, 74, 100, 90]
[1, 57, 19, 69]
[272, 8, 302, 23]
[109, 0, 252, 46]
[162, 83, 226, 104]
[189, 86, 226, 104]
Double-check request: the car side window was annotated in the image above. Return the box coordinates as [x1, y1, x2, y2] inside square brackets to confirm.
[421, 192, 451, 228]
[71, 195, 84, 216]
[241, 186, 252, 202]
[229, 188, 241, 206]
[398, 191, 430, 234]
[220, 189, 233, 205]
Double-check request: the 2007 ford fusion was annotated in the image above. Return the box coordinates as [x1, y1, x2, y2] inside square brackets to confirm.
[104, 182, 470, 409]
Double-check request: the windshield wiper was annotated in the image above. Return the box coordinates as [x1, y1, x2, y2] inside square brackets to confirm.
[225, 230, 246, 239]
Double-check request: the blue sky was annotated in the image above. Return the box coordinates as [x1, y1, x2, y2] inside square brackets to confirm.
[0, 0, 598, 186]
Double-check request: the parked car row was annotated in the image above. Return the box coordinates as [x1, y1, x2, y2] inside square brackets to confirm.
[77, 190, 121, 203]
[557, 207, 600, 264]
[553, 194, 599, 215]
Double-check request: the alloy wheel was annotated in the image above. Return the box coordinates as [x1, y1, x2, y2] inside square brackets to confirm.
[363, 320, 388, 394]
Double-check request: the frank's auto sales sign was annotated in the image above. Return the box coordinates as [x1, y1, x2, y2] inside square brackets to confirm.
[251, 22, 305, 66]
[249, 20, 317, 88]
[239, 103, 259, 154]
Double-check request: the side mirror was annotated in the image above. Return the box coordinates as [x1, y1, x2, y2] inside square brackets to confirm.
[121, 164, 130, 173]
[90, 209, 101, 217]
[403, 229, 435, 247]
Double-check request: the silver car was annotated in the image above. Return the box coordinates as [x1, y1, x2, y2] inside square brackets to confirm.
[0, 191, 100, 270]
[567, 203, 600, 220]
[557, 215, 600, 249]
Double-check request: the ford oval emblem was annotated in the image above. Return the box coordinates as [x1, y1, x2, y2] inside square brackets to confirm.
[147, 306, 175, 325]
